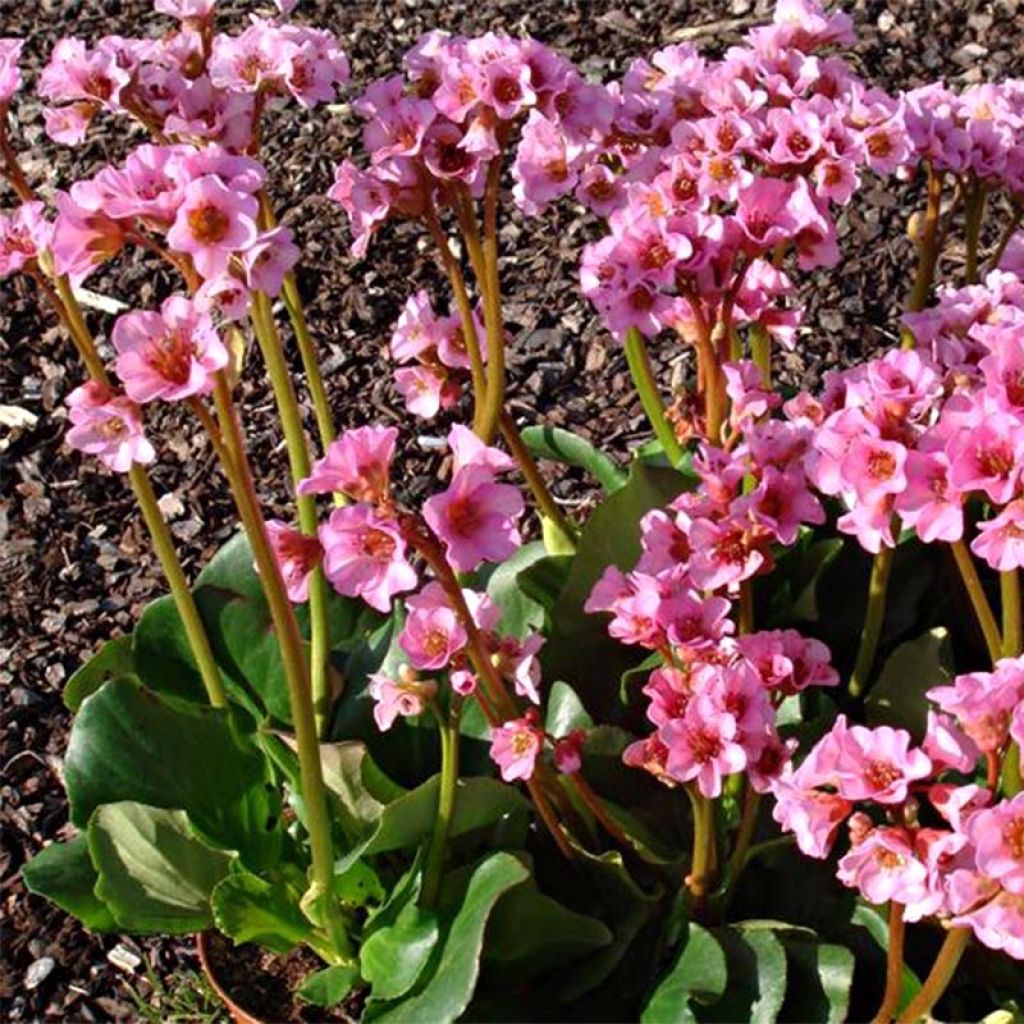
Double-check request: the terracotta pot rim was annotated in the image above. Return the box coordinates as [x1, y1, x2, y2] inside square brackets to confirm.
[196, 930, 268, 1024]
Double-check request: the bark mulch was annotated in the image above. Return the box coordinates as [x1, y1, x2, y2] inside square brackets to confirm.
[2, 0, 1021, 1019]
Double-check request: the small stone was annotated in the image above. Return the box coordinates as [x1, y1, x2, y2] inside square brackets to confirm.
[107, 943, 142, 973]
[25, 957, 55, 990]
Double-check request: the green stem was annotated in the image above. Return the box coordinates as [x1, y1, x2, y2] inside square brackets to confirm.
[849, 542, 897, 699]
[749, 323, 771, 387]
[872, 902, 907, 1024]
[281, 273, 336, 451]
[207, 376, 348, 958]
[1001, 568, 1021, 658]
[477, 158, 506, 444]
[896, 928, 970, 1023]
[129, 467, 227, 708]
[249, 291, 331, 737]
[499, 410, 576, 550]
[964, 179, 987, 286]
[685, 786, 717, 918]
[900, 167, 945, 350]
[739, 580, 754, 636]
[950, 539, 1003, 665]
[624, 327, 684, 466]
[420, 697, 462, 909]
[1003, 742, 1022, 797]
[43, 274, 225, 709]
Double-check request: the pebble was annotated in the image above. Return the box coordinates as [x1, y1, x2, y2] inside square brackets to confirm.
[107, 944, 142, 973]
[25, 957, 55, 991]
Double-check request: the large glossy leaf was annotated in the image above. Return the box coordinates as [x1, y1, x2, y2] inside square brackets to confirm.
[777, 931, 854, 1024]
[484, 541, 550, 639]
[65, 675, 281, 868]
[368, 852, 529, 1024]
[704, 924, 788, 1024]
[297, 965, 361, 1009]
[21, 835, 117, 933]
[64, 636, 135, 712]
[336, 775, 529, 874]
[520, 425, 627, 494]
[211, 863, 315, 955]
[542, 463, 687, 721]
[483, 877, 612, 981]
[133, 595, 212, 706]
[545, 680, 594, 738]
[866, 627, 952, 737]
[361, 900, 440, 1001]
[88, 802, 231, 934]
[641, 922, 728, 1024]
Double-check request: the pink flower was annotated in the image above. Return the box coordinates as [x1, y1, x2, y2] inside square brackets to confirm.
[395, 366, 453, 419]
[391, 290, 442, 364]
[490, 713, 544, 783]
[723, 360, 779, 423]
[154, 0, 216, 18]
[493, 633, 545, 705]
[947, 412, 1024, 505]
[966, 795, 1024, 896]
[242, 227, 299, 296]
[972, 502, 1024, 572]
[923, 712, 980, 774]
[319, 505, 417, 612]
[771, 776, 852, 858]
[299, 426, 397, 503]
[840, 436, 908, 503]
[687, 518, 766, 590]
[0, 202, 51, 278]
[896, 450, 963, 544]
[399, 582, 468, 670]
[928, 660, 1024, 754]
[661, 694, 747, 798]
[64, 380, 155, 473]
[424, 465, 523, 573]
[512, 111, 579, 215]
[837, 827, 930, 907]
[167, 175, 260, 280]
[553, 730, 586, 775]
[50, 191, 125, 285]
[264, 520, 322, 603]
[585, 567, 667, 650]
[0, 38, 23, 104]
[952, 887, 1024, 961]
[112, 295, 228, 403]
[738, 629, 838, 694]
[369, 671, 434, 731]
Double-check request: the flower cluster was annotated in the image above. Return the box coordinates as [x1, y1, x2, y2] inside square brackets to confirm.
[327, 31, 589, 256]
[588, 401, 837, 797]
[772, 658, 1024, 959]
[388, 289, 487, 419]
[800, 262, 1024, 567]
[37, 4, 348, 149]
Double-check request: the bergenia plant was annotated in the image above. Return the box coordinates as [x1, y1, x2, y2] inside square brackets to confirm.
[7, 0, 1024, 1020]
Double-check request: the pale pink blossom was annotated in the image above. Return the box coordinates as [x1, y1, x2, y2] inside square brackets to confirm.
[264, 520, 322, 603]
[399, 582, 468, 670]
[64, 381, 156, 473]
[490, 713, 544, 783]
[369, 671, 434, 731]
[299, 426, 397, 503]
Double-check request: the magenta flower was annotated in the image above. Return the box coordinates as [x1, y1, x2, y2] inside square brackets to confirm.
[112, 295, 228, 403]
[64, 381, 155, 473]
[928, 660, 1024, 754]
[242, 227, 300, 297]
[489, 714, 544, 783]
[167, 174, 260, 279]
[661, 695, 747, 798]
[0, 38, 23, 104]
[837, 827, 930, 907]
[399, 582, 468, 671]
[263, 520, 323, 604]
[966, 795, 1024, 896]
[896, 450, 963, 544]
[553, 730, 586, 776]
[369, 671, 434, 732]
[947, 411, 1024, 505]
[319, 504, 417, 613]
[299, 426, 398, 504]
[771, 776, 852, 859]
[972, 502, 1024, 572]
[424, 464, 523, 573]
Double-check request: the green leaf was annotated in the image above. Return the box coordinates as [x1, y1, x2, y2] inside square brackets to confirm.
[361, 900, 440, 1000]
[64, 636, 136, 712]
[484, 541, 550, 638]
[704, 924, 787, 1024]
[21, 835, 117, 933]
[369, 852, 529, 1024]
[866, 627, 952, 738]
[88, 802, 231, 933]
[66, 676, 281, 868]
[483, 878, 611, 980]
[296, 965, 361, 1008]
[786, 538, 845, 623]
[520, 425, 627, 494]
[777, 932, 854, 1024]
[543, 463, 687, 720]
[641, 922, 728, 1024]
[851, 904, 921, 1014]
[211, 864, 314, 954]
[335, 858, 386, 910]
[336, 776, 529, 874]
[133, 595, 212, 706]
[516, 553, 573, 621]
[545, 680, 594, 738]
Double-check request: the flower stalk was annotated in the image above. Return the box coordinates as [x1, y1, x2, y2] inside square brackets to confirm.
[895, 927, 970, 1023]
[871, 902, 907, 1024]
[420, 695, 463, 909]
[951, 539, 1002, 665]
[849, 541, 897, 699]
[900, 166, 945, 350]
[624, 327, 685, 466]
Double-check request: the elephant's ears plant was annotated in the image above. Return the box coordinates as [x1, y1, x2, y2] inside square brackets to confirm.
[5, 0, 1024, 1019]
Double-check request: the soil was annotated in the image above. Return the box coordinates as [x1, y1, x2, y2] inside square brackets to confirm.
[2, 0, 1022, 1020]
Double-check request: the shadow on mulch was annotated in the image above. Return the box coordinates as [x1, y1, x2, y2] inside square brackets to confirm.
[2, 0, 1021, 1019]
